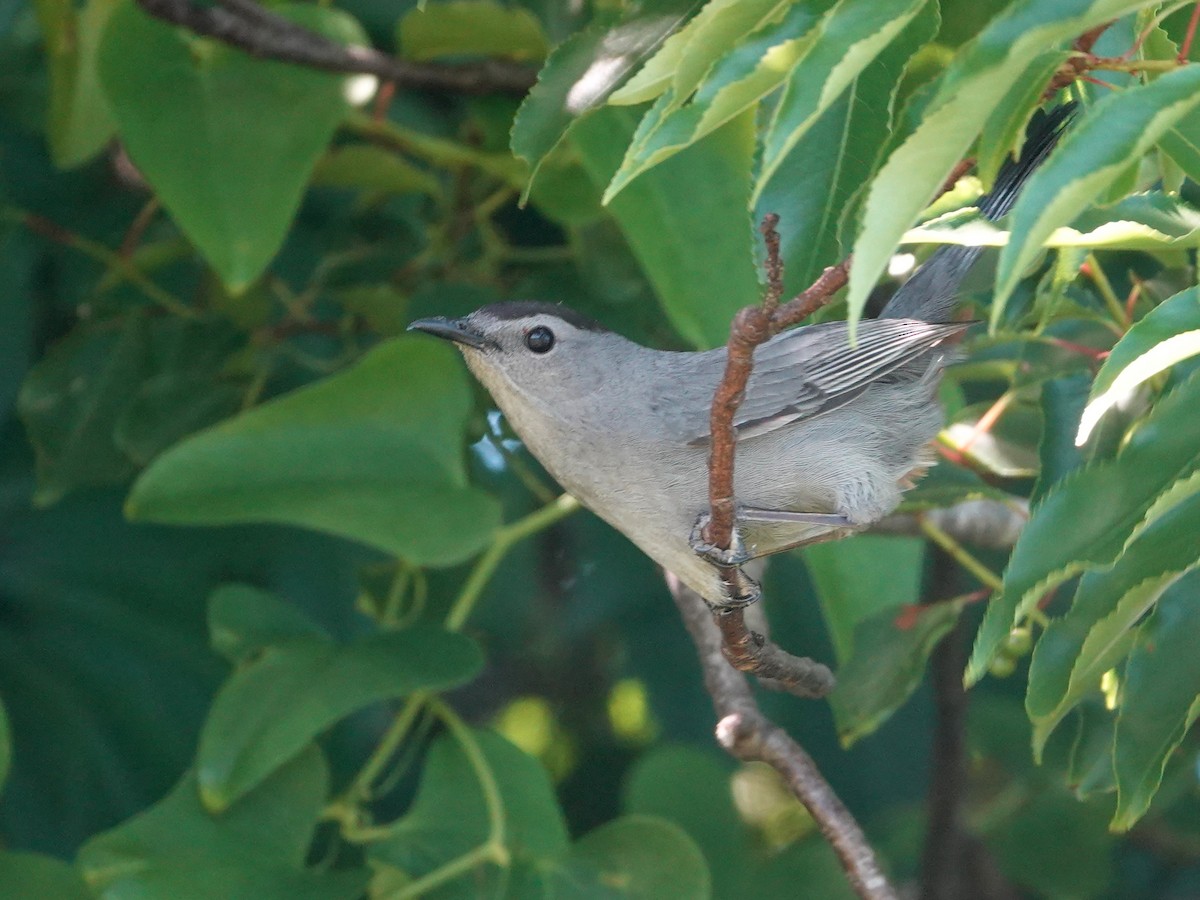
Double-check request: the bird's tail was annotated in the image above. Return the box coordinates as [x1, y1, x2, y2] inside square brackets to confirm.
[880, 103, 1076, 322]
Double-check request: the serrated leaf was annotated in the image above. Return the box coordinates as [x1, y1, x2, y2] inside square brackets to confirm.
[609, 0, 793, 107]
[752, 0, 930, 203]
[1025, 488, 1200, 756]
[1112, 569, 1200, 829]
[572, 106, 759, 348]
[832, 597, 965, 745]
[1033, 373, 1090, 503]
[994, 65, 1200, 325]
[197, 626, 482, 810]
[370, 728, 569, 883]
[98, 2, 365, 292]
[207, 583, 327, 665]
[605, 2, 829, 202]
[755, 0, 938, 293]
[1077, 286, 1200, 443]
[1067, 700, 1118, 798]
[969, 371, 1200, 684]
[398, 0, 548, 62]
[977, 51, 1069, 185]
[510, 0, 696, 195]
[846, 0, 1159, 326]
[904, 192, 1200, 252]
[126, 338, 502, 566]
[34, 0, 119, 168]
[79, 746, 368, 899]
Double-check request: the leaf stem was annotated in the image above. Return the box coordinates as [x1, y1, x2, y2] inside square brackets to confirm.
[344, 692, 427, 804]
[445, 493, 580, 631]
[1085, 253, 1129, 328]
[919, 518, 1004, 592]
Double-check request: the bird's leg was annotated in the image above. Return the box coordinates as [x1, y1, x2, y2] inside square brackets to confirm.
[690, 508, 856, 565]
[738, 508, 855, 528]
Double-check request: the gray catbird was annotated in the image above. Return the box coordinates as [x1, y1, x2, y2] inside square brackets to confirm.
[410, 106, 1073, 608]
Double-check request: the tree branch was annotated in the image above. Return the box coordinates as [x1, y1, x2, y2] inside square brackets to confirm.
[668, 571, 897, 900]
[134, 0, 536, 95]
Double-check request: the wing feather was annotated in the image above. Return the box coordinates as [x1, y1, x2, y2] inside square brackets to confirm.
[684, 318, 967, 445]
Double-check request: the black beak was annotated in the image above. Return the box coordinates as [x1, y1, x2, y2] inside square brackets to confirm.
[407, 316, 494, 351]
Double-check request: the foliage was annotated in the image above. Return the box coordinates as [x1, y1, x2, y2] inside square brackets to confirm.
[3, 0, 1200, 898]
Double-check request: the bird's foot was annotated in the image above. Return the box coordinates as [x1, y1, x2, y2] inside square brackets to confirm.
[689, 513, 753, 568]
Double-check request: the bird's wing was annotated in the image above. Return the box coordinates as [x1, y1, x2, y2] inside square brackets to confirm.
[683, 318, 968, 445]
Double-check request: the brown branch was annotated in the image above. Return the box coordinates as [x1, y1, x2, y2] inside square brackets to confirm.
[134, 0, 536, 95]
[668, 572, 897, 900]
[1041, 22, 1116, 100]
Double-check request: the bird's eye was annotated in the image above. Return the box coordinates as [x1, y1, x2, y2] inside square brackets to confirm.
[525, 326, 555, 353]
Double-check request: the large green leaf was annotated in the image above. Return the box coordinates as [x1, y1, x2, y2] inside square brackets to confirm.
[98, 1, 365, 292]
[803, 534, 925, 662]
[994, 65, 1200, 323]
[1112, 570, 1200, 829]
[370, 728, 569, 886]
[0, 851, 91, 899]
[126, 338, 502, 566]
[1025, 491, 1200, 756]
[1077, 286, 1200, 443]
[510, 0, 696, 193]
[846, 0, 1158, 325]
[572, 106, 759, 348]
[755, 0, 938, 294]
[198, 626, 482, 810]
[0, 693, 10, 793]
[969, 370, 1200, 683]
[79, 745, 368, 899]
[832, 597, 965, 745]
[34, 0, 118, 168]
[207, 583, 328, 666]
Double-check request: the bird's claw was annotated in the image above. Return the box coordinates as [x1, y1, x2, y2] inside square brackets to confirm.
[689, 513, 752, 567]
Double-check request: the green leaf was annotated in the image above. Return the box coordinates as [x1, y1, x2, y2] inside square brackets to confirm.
[312, 144, 442, 199]
[1033, 373, 1090, 503]
[127, 337, 502, 566]
[572, 106, 759, 348]
[197, 626, 482, 810]
[756, 0, 938, 293]
[1025, 491, 1200, 756]
[904, 192, 1200, 252]
[0, 851, 91, 900]
[752, 0, 930, 203]
[832, 597, 964, 745]
[976, 50, 1070, 185]
[605, 2, 835, 202]
[969, 370, 1200, 684]
[98, 1, 365, 292]
[846, 0, 1159, 325]
[609, 0, 793, 108]
[510, 0, 696, 193]
[804, 534, 925, 662]
[79, 745, 368, 899]
[994, 65, 1200, 324]
[398, 0, 548, 62]
[1077, 286, 1200, 443]
[564, 815, 711, 899]
[34, 0, 119, 168]
[207, 583, 327, 666]
[370, 728, 569, 882]
[1112, 569, 1200, 829]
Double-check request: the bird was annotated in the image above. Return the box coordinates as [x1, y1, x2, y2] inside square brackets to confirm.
[409, 105, 1074, 608]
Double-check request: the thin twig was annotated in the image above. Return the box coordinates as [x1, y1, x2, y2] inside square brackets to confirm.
[667, 572, 897, 900]
[1041, 22, 1117, 100]
[134, 0, 535, 95]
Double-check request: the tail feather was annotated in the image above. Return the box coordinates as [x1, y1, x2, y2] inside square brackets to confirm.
[880, 103, 1076, 322]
